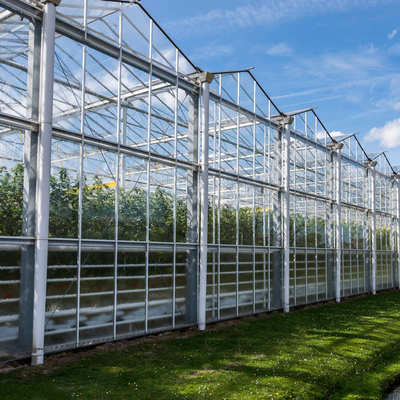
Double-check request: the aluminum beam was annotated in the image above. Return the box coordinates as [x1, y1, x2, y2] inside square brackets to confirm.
[272, 126, 282, 309]
[335, 144, 343, 302]
[370, 164, 377, 295]
[18, 16, 40, 356]
[283, 122, 291, 312]
[186, 90, 199, 324]
[0, 0, 196, 91]
[31, 0, 58, 366]
[199, 79, 211, 330]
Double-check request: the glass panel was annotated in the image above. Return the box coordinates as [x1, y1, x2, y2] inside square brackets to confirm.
[238, 184, 254, 246]
[118, 155, 147, 242]
[0, 130, 24, 236]
[206, 251, 217, 323]
[307, 252, 317, 303]
[177, 249, 197, 326]
[238, 252, 253, 315]
[176, 168, 189, 243]
[84, 47, 119, 142]
[220, 179, 237, 245]
[255, 252, 269, 312]
[0, 13, 28, 118]
[116, 250, 146, 337]
[79, 250, 114, 345]
[295, 251, 306, 305]
[342, 252, 351, 297]
[219, 251, 237, 318]
[147, 250, 173, 331]
[49, 139, 80, 238]
[317, 253, 327, 301]
[52, 36, 83, 132]
[0, 249, 25, 359]
[289, 251, 295, 306]
[149, 162, 174, 242]
[45, 250, 78, 350]
[82, 146, 116, 240]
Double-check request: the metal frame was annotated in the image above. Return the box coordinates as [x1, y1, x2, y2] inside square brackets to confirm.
[0, 0, 398, 365]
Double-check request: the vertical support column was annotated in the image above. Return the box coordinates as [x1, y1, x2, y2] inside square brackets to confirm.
[198, 72, 214, 330]
[19, 17, 41, 354]
[363, 168, 371, 292]
[326, 147, 335, 299]
[271, 115, 292, 311]
[113, 10, 123, 340]
[370, 163, 377, 295]
[283, 121, 292, 313]
[186, 91, 199, 324]
[217, 78, 222, 320]
[120, 106, 127, 190]
[76, 47, 86, 346]
[272, 127, 282, 309]
[76, 0, 88, 348]
[144, 18, 153, 334]
[333, 142, 344, 303]
[31, 0, 59, 366]
[172, 48, 179, 329]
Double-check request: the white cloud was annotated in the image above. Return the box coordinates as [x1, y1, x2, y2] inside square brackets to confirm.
[388, 27, 399, 40]
[282, 94, 346, 109]
[375, 98, 400, 110]
[167, 0, 395, 35]
[281, 46, 385, 98]
[191, 44, 233, 61]
[315, 130, 344, 140]
[388, 43, 400, 55]
[373, 76, 400, 111]
[330, 131, 346, 138]
[276, 45, 393, 110]
[265, 43, 293, 57]
[364, 118, 400, 148]
[273, 86, 332, 100]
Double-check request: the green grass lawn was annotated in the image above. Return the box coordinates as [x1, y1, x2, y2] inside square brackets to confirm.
[3, 291, 400, 400]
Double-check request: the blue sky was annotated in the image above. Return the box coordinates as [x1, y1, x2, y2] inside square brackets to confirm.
[143, 0, 400, 167]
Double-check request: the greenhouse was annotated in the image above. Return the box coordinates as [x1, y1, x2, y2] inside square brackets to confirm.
[0, 0, 399, 366]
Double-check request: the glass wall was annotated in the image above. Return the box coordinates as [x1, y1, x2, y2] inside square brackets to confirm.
[0, 0, 399, 363]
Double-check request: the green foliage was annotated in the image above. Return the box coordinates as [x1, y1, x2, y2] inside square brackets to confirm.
[149, 187, 174, 242]
[238, 207, 253, 245]
[81, 175, 115, 240]
[0, 164, 23, 236]
[49, 168, 79, 238]
[118, 187, 146, 241]
[0, 165, 187, 243]
[220, 204, 236, 244]
[0, 164, 392, 249]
